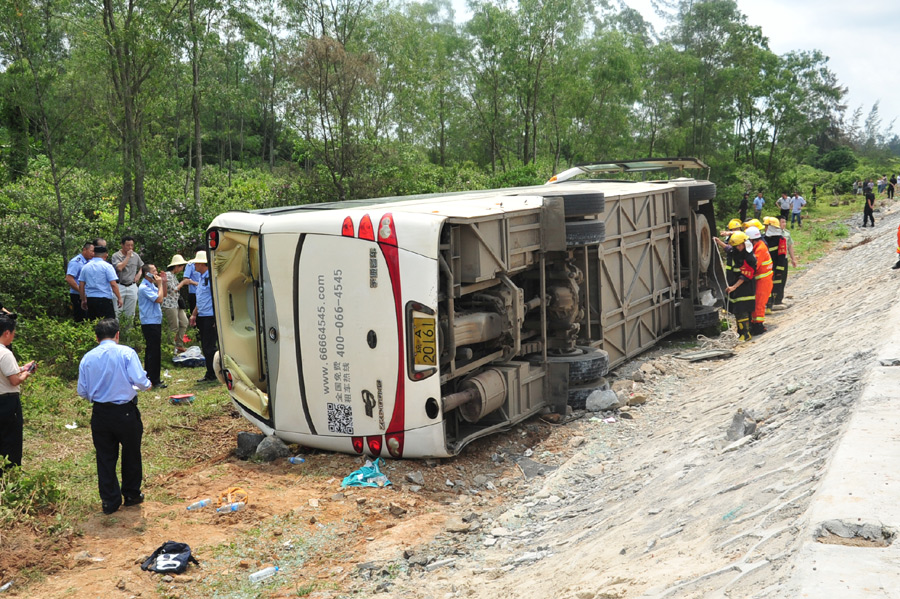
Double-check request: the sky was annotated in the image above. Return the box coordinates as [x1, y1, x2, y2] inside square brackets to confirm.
[622, 0, 900, 135]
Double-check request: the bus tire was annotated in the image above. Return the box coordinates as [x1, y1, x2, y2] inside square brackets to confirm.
[530, 346, 610, 385]
[688, 183, 716, 202]
[561, 193, 605, 218]
[692, 306, 720, 330]
[695, 213, 712, 271]
[566, 220, 606, 246]
[568, 377, 611, 410]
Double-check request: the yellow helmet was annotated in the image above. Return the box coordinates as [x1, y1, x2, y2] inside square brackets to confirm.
[728, 231, 749, 247]
[727, 218, 743, 230]
[743, 219, 763, 230]
[762, 216, 780, 227]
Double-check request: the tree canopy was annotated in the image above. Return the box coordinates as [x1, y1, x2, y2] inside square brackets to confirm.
[1, 0, 897, 317]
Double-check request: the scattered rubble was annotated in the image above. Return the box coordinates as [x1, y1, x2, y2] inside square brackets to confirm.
[235, 431, 265, 459]
[253, 435, 291, 461]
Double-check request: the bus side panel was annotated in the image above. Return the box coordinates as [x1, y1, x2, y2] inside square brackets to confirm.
[595, 189, 677, 368]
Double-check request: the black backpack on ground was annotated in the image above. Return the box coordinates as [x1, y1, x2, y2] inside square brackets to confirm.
[141, 541, 199, 574]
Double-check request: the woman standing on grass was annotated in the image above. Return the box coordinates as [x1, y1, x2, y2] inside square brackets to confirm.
[163, 254, 191, 353]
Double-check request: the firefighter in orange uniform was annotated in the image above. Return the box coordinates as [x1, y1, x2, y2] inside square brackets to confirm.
[894, 223, 900, 269]
[744, 226, 772, 335]
[763, 216, 788, 309]
[716, 230, 757, 341]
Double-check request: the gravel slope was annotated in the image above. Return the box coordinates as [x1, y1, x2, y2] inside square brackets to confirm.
[369, 203, 900, 599]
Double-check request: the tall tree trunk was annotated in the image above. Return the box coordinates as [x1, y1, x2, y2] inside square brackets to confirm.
[134, 134, 146, 213]
[438, 95, 446, 168]
[190, 0, 202, 206]
[119, 144, 133, 229]
[184, 141, 192, 198]
[103, 0, 148, 217]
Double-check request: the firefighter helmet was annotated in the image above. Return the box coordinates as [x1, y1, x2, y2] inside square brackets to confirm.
[743, 219, 763, 230]
[728, 231, 749, 246]
[763, 216, 780, 227]
[728, 218, 743, 230]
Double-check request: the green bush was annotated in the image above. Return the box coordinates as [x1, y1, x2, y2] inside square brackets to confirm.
[487, 163, 545, 188]
[13, 316, 97, 381]
[0, 459, 64, 526]
[818, 147, 857, 173]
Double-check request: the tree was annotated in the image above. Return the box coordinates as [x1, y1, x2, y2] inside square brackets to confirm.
[86, 0, 185, 223]
[0, 0, 89, 268]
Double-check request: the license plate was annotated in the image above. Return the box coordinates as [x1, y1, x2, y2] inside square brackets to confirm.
[412, 317, 437, 366]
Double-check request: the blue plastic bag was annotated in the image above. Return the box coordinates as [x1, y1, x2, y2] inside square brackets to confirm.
[341, 458, 391, 488]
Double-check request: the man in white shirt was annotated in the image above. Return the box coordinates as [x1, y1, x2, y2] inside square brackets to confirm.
[0, 315, 35, 470]
[790, 192, 806, 229]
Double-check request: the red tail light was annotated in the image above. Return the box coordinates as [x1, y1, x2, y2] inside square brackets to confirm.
[358, 214, 375, 241]
[207, 230, 219, 250]
[224, 371, 233, 390]
[341, 216, 355, 237]
[377, 213, 397, 246]
[351, 436, 364, 454]
[366, 435, 383, 456]
[385, 432, 404, 458]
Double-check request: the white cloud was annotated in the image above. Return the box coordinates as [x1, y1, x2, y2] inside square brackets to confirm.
[739, 0, 900, 128]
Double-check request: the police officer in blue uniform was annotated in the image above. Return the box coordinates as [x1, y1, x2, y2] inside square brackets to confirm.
[78, 244, 122, 320]
[188, 251, 218, 382]
[65, 241, 93, 322]
[77, 319, 151, 514]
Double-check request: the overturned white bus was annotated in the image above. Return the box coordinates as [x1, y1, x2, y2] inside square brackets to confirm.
[206, 158, 726, 458]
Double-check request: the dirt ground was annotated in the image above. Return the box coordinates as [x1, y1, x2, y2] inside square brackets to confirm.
[5, 399, 587, 598]
[8, 202, 899, 599]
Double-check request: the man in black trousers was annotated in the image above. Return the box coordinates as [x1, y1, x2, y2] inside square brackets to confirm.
[77, 319, 152, 515]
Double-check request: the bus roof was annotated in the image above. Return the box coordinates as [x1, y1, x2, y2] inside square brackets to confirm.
[241, 178, 701, 219]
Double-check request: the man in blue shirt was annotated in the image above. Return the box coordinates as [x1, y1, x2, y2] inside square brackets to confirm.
[182, 244, 203, 313]
[78, 243, 122, 320]
[790, 192, 807, 229]
[188, 250, 218, 382]
[65, 241, 93, 322]
[77, 318, 151, 515]
[753, 192, 765, 220]
[138, 264, 167, 389]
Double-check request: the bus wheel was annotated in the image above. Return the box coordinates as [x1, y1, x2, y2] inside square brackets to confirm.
[561, 193, 605, 217]
[692, 306, 721, 332]
[531, 346, 610, 385]
[695, 212, 712, 271]
[565, 220, 606, 247]
[568, 377, 610, 410]
[688, 182, 716, 201]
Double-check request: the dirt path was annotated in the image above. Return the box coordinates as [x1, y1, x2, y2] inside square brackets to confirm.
[16, 205, 898, 599]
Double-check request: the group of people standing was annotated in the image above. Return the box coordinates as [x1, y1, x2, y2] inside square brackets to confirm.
[0, 236, 222, 514]
[64, 238, 218, 385]
[715, 215, 796, 341]
[854, 176, 896, 200]
[740, 191, 807, 229]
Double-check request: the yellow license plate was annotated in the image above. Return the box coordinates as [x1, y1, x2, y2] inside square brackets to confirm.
[413, 317, 437, 366]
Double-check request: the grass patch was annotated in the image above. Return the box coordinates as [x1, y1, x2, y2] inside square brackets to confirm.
[181, 513, 338, 599]
[20, 361, 234, 525]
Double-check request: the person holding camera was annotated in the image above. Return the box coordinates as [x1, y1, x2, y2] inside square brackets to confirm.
[138, 264, 167, 389]
[0, 315, 35, 470]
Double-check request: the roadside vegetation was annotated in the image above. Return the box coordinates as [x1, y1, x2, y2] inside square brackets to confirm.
[1, 0, 900, 590]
